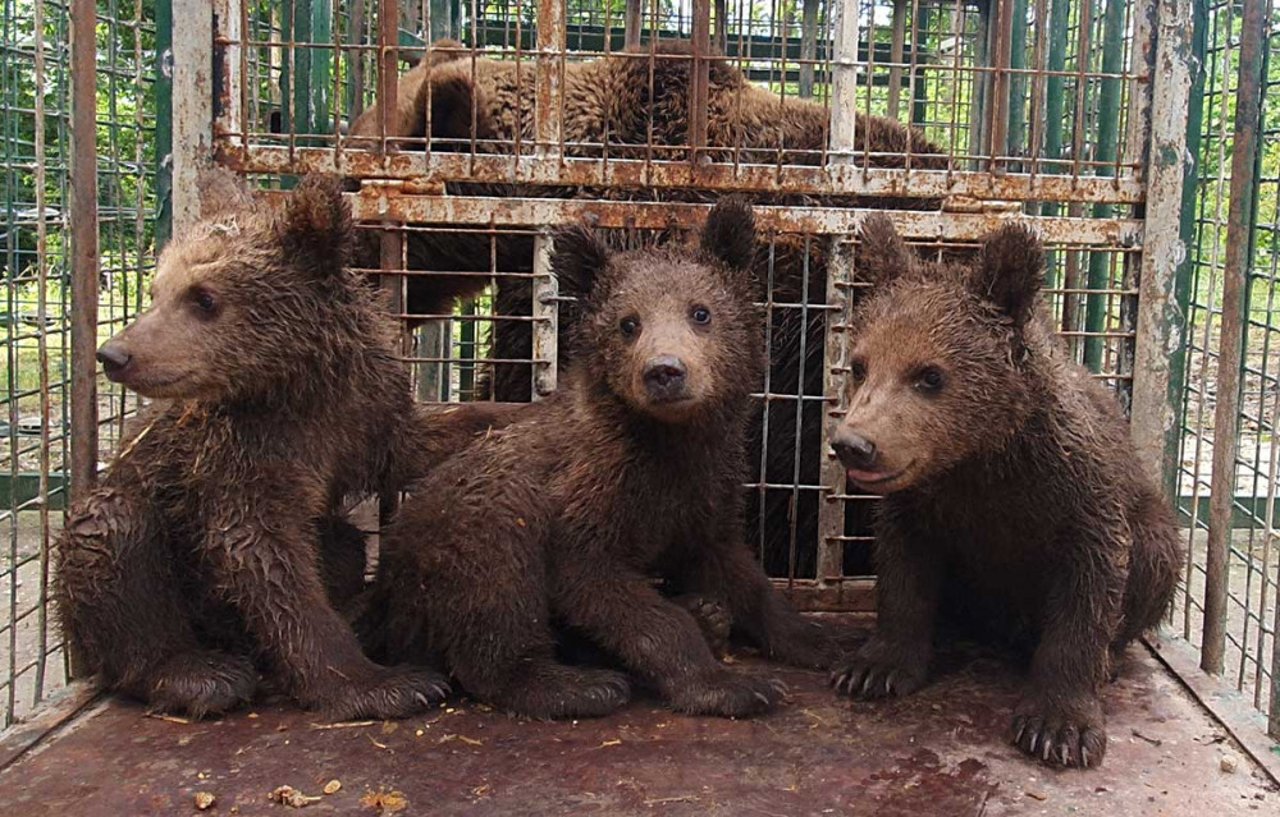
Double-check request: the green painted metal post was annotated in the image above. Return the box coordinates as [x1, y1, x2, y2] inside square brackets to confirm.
[911, 4, 931, 129]
[281, 0, 332, 138]
[1083, 0, 1124, 373]
[1040, 0, 1070, 282]
[155, 0, 173, 250]
[1007, 0, 1029, 165]
[1167, 0, 1207, 501]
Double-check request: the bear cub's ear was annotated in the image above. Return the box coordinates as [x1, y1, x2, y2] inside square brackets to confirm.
[854, 213, 913, 286]
[700, 197, 756, 273]
[971, 223, 1044, 327]
[279, 175, 354, 277]
[552, 223, 611, 305]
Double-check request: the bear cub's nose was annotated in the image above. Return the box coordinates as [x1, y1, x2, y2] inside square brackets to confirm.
[832, 428, 878, 471]
[643, 355, 688, 401]
[96, 341, 132, 377]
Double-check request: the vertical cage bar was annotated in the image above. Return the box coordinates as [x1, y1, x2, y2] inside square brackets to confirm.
[689, 0, 711, 162]
[1201, 0, 1265, 676]
[887, 0, 907, 120]
[69, 0, 100, 506]
[625, 0, 642, 48]
[213, 0, 245, 145]
[798, 0, 820, 99]
[815, 0, 860, 585]
[379, 0, 400, 148]
[827, 0, 859, 163]
[535, 0, 565, 155]
[171, 0, 215, 232]
[988, 0, 1013, 168]
[817, 239, 853, 585]
[531, 231, 558, 400]
[1082, 0, 1126, 373]
[1006, 0, 1029, 162]
[155, 0, 174, 249]
[1134, 0, 1202, 496]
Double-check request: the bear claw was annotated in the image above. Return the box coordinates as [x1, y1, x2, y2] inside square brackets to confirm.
[1010, 693, 1107, 769]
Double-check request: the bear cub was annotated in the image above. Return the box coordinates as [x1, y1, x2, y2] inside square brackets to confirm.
[55, 175, 506, 720]
[829, 216, 1181, 768]
[369, 198, 833, 719]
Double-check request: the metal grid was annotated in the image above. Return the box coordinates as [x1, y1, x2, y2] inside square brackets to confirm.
[0, 0, 157, 729]
[1175, 0, 1280, 734]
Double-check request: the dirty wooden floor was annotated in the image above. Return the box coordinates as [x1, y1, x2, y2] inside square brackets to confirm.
[2, 622, 1276, 817]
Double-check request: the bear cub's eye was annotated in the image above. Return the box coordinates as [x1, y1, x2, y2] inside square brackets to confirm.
[849, 358, 868, 385]
[619, 316, 639, 337]
[690, 306, 712, 326]
[189, 287, 219, 317]
[914, 366, 946, 394]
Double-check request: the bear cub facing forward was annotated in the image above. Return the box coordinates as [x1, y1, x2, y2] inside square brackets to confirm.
[55, 175, 506, 720]
[371, 199, 833, 719]
[829, 216, 1181, 768]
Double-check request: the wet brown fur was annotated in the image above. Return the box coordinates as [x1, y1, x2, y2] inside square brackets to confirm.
[54, 175, 513, 720]
[366, 199, 833, 719]
[828, 215, 1182, 768]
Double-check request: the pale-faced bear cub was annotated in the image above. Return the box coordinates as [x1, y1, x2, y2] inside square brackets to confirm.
[829, 215, 1181, 767]
[371, 199, 834, 719]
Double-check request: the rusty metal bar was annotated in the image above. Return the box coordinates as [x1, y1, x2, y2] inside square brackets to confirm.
[223, 144, 1147, 203]
[69, 0, 99, 507]
[171, 0, 215, 233]
[211, 0, 243, 144]
[1202, 0, 1265, 676]
[378, 0, 400, 151]
[1130, 0, 1194, 488]
[534, 0, 565, 156]
[624, 0, 642, 48]
[816, 238, 854, 585]
[798, 0, 820, 99]
[827, 0, 859, 165]
[337, 189, 1143, 246]
[531, 231, 558, 400]
[887, 0, 907, 120]
[66, 0, 100, 682]
[688, 0, 711, 164]
[988, 0, 1013, 169]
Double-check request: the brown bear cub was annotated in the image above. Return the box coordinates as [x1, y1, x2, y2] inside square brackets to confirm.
[55, 175, 508, 720]
[829, 216, 1181, 768]
[369, 199, 832, 719]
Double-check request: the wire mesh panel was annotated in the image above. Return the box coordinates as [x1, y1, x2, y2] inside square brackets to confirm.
[0, 0, 158, 729]
[1176, 0, 1280, 733]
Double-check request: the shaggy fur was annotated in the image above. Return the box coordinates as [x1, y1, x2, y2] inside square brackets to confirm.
[348, 40, 947, 575]
[352, 40, 943, 172]
[54, 175, 512, 720]
[366, 199, 833, 719]
[827, 215, 1182, 768]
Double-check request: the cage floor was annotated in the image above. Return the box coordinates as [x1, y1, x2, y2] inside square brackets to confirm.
[2, 618, 1276, 817]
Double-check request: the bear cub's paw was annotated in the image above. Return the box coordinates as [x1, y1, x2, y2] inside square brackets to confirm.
[668, 670, 786, 718]
[765, 619, 839, 670]
[1011, 690, 1107, 768]
[317, 665, 451, 722]
[499, 665, 632, 720]
[829, 639, 928, 700]
[148, 649, 258, 718]
[670, 593, 733, 656]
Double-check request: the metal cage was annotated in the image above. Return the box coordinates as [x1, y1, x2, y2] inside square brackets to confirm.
[9, 0, 1280, 761]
